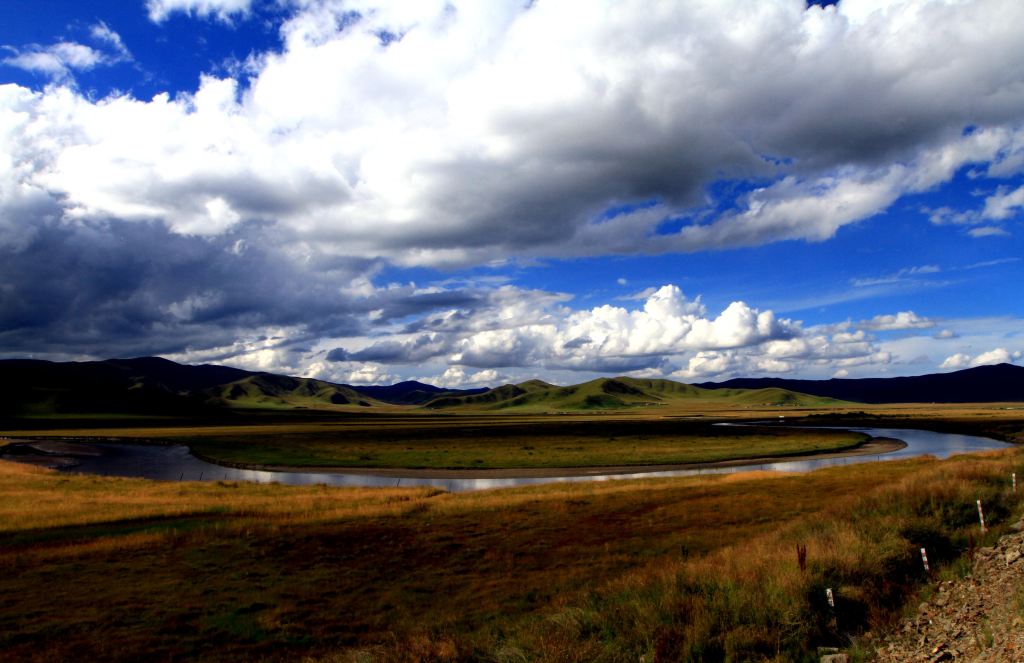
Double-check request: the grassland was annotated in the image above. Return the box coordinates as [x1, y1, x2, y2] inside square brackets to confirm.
[0, 416, 872, 470]
[180, 421, 869, 470]
[5, 400, 1023, 471]
[1, 443, 1021, 662]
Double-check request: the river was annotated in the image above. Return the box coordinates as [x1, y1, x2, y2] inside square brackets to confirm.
[5, 426, 1010, 492]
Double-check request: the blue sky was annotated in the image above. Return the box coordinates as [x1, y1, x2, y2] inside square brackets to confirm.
[1, 0, 1023, 386]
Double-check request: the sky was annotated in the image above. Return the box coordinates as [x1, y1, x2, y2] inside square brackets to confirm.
[1, 0, 1023, 388]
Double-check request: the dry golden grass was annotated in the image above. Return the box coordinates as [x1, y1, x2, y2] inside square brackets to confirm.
[1, 442, 1022, 661]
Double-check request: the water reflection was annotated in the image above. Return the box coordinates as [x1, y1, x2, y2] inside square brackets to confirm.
[36, 426, 1011, 492]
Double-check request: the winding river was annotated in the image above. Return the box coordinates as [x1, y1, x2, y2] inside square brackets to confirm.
[7, 426, 1011, 492]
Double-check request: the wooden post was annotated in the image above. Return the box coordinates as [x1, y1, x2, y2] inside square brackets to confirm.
[920, 547, 930, 573]
[977, 499, 986, 533]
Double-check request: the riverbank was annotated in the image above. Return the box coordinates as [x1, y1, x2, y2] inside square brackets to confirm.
[0, 434, 904, 479]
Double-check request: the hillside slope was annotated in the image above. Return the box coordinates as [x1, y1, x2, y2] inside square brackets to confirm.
[697, 363, 1024, 403]
[425, 376, 847, 411]
[0, 357, 382, 416]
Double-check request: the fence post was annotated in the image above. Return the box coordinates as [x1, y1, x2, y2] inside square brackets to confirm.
[977, 499, 986, 534]
[920, 547, 930, 573]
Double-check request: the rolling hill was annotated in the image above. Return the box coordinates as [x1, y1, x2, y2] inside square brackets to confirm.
[424, 376, 847, 411]
[0, 357, 382, 417]
[350, 380, 488, 405]
[696, 363, 1024, 403]
[3, 357, 1021, 419]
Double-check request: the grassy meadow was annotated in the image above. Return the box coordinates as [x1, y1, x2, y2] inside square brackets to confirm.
[4, 402, 1023, 469]
[1, 443, 1022, 662]
[179, 420, 869, 469]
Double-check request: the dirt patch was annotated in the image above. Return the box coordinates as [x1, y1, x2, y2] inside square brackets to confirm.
[873, 526, 1024, 662]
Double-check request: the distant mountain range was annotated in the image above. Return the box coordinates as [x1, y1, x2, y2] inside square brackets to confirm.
[696, 363, 1024, 404]
[0, 357, 481, 417]
[353, 380, 488, 405]
[0, 357, 1021, 418]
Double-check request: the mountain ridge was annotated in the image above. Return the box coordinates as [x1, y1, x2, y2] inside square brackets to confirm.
[695, 363, 1024, 403]
[2, 357, 1022, 417]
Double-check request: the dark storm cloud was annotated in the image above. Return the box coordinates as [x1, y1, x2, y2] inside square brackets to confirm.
[0, 218, 440, 358]
[325, 347, 350, 361]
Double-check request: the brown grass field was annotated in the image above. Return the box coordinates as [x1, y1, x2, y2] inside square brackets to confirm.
[1, 404, 1023, 662]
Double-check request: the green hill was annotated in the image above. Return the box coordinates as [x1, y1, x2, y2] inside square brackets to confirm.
[0, 356, 851, 419]
[0, 357, 382, 418]
[205, 374, 378, 409]
[425, 376, 849, 411]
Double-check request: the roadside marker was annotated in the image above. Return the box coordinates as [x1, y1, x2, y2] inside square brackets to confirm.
[1013, 472, 1017, 493]
[977, 499, 986, 533]
[920, 547, 930, 573]
[825, 587, 834, 608]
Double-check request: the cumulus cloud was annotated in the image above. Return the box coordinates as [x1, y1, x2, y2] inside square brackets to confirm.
[430, 367, 502, 389]
[3, 0, 1024, 381]
[313, 284, 894, 381]
[147, 0, 254, 23]
[940, 347, 1021, 370]
[860, 311, 935, 331]
[1, 0, 1023, 265]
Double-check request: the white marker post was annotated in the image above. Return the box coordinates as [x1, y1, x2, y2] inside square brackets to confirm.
[1013, 472, 1017, 493]
[826, 587, 835, 608]
[920, 547, 930, 573]
[977, 499, 986, 534]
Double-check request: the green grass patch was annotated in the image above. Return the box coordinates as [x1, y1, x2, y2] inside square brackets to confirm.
[179, 420, 868, 469]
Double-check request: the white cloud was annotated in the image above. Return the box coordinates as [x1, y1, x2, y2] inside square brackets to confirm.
[860, 310, 935, 331]
[89, 22, 131, 59]
[147, 0, 254, 23]
[430, 366, 502, 388]
[448, 285, 797, 369]
[1, 0, 1024, 263]
[3, 42, 105, 80]
[982, 184, 1024, 221]
[327, 283, 897, 381]
[933, 329, 957, 339]
[850, 265, 941, 287]
[941, 347, 1021, 370]
[938, 353, 969, 370]
[2, 24, 131, 83]
[968, 226, 1010, 238]
[970, 347, 1021, 367]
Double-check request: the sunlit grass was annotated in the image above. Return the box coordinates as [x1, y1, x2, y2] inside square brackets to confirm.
[1, 446, 1021, 661]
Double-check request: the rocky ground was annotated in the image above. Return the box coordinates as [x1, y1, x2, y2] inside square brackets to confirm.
[871, 524, 1024, 662]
